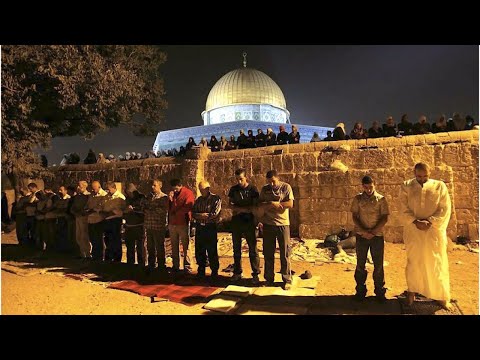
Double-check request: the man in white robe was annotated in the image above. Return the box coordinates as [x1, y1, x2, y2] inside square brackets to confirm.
[400, 162, 452, 310]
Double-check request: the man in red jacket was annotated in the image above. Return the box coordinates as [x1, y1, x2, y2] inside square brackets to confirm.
[168, 179, 195, 273]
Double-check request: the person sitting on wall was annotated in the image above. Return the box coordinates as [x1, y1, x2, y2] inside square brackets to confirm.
[265, 128, 277, 146]
[448, 112, 467, 131]
[333, 123, 346, 140]
[246, 130, 256, 148]
[288, 125, 301, 144]
[220, 136, 228, 151]
[186, 137, 197, 151]
[226, 135, 237, 150]
[465, 115, 476, 130]
[84, 148, 97, 164]
[431, 115, 448, 133]
[413, 115, 431, 134]
[397, 114, 413, 136]
[350, 122, 368, 139]
[237, 130, 248, 149]
[368, 121, 384, 138]
[209, 135, 220, 152]
[382, 116, 398, 137]
[310, 132, 321, 142]
[277, 125, 289, 145]
[255, 129, 266, 147]
[321, 131, 333, 141]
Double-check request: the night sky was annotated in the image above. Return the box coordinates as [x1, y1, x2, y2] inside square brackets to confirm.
[42, 45, 479, 165]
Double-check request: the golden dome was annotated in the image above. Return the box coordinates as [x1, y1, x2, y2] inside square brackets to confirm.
[205, 68, 287, 112]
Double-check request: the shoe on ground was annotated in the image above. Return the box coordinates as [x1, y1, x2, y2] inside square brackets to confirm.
[376, 294, 387, 303]
[251, 275, 260, 286]
[231, 274, 242, 282]
[283, 282, 292, 291]
[264, 280, 275, 287]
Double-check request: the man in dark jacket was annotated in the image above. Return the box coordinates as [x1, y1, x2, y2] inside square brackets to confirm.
[124, 183, 146, 266]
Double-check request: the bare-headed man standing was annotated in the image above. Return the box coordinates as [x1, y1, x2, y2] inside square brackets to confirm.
[400, 163, 452, 310]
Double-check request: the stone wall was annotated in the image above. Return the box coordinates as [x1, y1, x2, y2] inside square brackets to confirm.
[53, 130, 479, 243]
[50, 157, 183, 197]
[203, 130, 479, 242]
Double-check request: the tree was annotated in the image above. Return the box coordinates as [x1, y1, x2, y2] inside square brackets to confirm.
[1, 45, 167, 193]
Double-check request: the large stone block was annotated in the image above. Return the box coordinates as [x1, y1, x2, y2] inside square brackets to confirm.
[363, 148, 394, 169]
[333, 186, 349, 199]
[271, 155, 282, 173]
[442, 144, 474, 166]
[341, 151, 366, 169]
[296, 186, 312, 199]
[471, 144, 479, 164]
[453, 183, 473, 196]
[288, 143, 305, 153]
[391, 147, 414, 168]
[223, 159, 234, 178]
[232, 158, 245, 173]
[303, 153, 318, 172]
[318, 171, 336, 185]
[384, 168, 408, 185]
[456, 209, 478, 224]
[299, 210, 323, 224]
[303, 143, 316, 153]
[292, 154, 305, 173]
[453, 195, 475, 209]
[318, 185, 333, 198]
[314, 141, 330, 152]
[424, 133, 438, 145]
[280, 173, 296, 186]
[298, 198, 314, 212]
[225, 149, 245, 159]
[468, 224, 479, 241]
[282, 154, 295, 172]
[295, 173, 319, 187]
[434, 145, 445, 166]
[434, 132, 452, 144]
[327, 198, 353, 212]
[411, 146, 435, 167]
[326, 171, 350, 186]
[243, 157, 253, 176]
[430, 166, 453, 183]
[251, 156, 263, 175]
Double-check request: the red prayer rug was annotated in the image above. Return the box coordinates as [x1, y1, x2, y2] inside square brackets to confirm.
[108, 280, 219, 306]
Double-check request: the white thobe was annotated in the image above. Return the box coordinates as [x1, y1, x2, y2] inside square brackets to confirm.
[400, 178, 452, 302]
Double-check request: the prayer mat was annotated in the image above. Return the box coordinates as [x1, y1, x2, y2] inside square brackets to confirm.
[108, 280, 219, 306]
[396, 292, 464, 315]
[399, 299, 463, 315]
